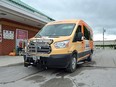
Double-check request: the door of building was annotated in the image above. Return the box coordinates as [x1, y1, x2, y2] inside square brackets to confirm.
[16, 29, 28, 55]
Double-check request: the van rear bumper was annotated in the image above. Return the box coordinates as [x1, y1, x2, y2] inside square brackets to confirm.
[24, 53, 72, 68]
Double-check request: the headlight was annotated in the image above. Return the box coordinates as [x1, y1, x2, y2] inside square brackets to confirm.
[54, 40, 69, 48]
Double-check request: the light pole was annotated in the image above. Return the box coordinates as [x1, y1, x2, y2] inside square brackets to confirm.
[103, 28, 106, 49]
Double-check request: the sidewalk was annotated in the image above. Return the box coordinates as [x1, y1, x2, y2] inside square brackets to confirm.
[0, 56, 24, 67]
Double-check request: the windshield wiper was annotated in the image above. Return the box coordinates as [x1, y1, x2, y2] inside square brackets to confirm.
[48, 35, 59, 38]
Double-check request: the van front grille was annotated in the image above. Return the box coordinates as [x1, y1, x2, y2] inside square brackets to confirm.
[27, 41, 51, 54]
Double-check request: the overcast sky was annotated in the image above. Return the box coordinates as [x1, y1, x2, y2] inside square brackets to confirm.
[21, 0, 116, 41]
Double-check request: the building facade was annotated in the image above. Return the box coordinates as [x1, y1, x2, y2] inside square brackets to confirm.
[0, 0, 54, 55]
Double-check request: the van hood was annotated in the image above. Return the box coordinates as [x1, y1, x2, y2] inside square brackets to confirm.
[30, 36, 71, 43]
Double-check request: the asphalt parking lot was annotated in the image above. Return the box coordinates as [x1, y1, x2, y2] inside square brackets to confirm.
[0, 49, 116, 87]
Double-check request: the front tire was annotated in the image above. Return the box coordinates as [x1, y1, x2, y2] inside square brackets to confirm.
[66, 54, 77, 73]
[24, 63, 28, 67]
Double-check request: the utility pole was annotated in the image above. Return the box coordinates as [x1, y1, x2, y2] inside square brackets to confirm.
[103, 28, 106, 49]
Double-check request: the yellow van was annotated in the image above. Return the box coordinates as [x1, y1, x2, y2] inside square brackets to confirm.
[24, 20, 93, 72]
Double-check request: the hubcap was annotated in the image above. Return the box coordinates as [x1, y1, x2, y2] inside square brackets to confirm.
[72, 57, 76, 69]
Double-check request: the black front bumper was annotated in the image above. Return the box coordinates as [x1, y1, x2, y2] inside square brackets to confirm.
[24, 54, 72, 68]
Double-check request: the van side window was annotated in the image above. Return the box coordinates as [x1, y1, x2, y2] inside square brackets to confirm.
[73, 25, 82, 42]
[84, 26, 90, 40]
[77, 25, 81, 33]
[89, 30, 93, 40]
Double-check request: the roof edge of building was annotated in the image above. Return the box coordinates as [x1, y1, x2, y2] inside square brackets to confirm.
[7, 0, 55, 21]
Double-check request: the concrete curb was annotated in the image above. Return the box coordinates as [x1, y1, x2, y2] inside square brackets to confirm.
[0, 62, 24, 67]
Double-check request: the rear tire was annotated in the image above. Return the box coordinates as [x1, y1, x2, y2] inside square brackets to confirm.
[66, 54, 77, 73]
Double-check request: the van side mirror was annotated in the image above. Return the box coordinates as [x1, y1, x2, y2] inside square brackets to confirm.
[77, 32, 83, 41]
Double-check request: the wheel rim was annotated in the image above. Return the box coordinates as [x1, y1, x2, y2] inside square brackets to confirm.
[72, 57, 76, 69]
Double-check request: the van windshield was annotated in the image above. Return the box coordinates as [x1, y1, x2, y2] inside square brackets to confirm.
[35, 23, 75, 37]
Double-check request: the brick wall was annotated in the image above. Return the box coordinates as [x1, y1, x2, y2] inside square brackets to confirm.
[0, 44, 2, 55]
[2, 25, 16, 55]
[0, 19, 40, 55]
[28, 29, 38, 38]
[1, 25, 38, 55]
